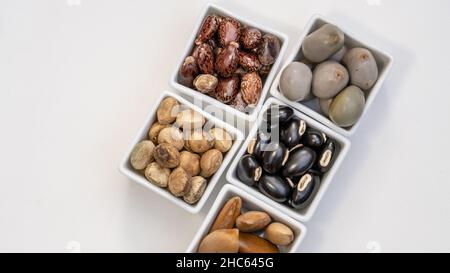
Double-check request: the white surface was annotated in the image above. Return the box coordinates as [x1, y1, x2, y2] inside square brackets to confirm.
[227, 97, 351, 222]
[187, 184, 307, 253]
[0, 0, 450, 252]
[270, 14, 393, 136]
[170, 3, 289, 122]
[119, 91, 243, 214]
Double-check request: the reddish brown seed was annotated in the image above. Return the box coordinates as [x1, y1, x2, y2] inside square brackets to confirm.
[195, 15, 220, 45]
[238, 51, 261, 72]
[215, 42, 239, 77]
[218, 17, 241, 46]
[214, 75, 240, 103]
[196, 43, 215, 74]
[241, 27, 262, 49]
[241, 72, 262, 106]
[179, 56, 198, 87]
[231, 92, 248, 112]
[257, 34, 281, 65]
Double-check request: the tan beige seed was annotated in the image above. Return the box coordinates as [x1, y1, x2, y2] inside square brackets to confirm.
[239, 232, 279, 253]
[148, 122, 169, 144]
[210, 196, 242, 232]
[200, 149, 223, 178]
[183, 176, 207, 204]
[130, 140, 155, 170]
[236, 211, 271, 232]
[168, 167, 191, 197]
[209, 127, 233, 153]
[198, 229, 239, 253]
[157, 127, 184, 151]
[186, 130, 215, 153]
[157, 97, 179, 124]
[176, 109, 205, 130]
[179, 151, 201, 177]
[153, 143, 180, 168]
[265, 222, 295, 246]
[144, 162, 171, 188]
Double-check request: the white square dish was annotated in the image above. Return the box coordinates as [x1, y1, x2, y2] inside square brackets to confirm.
[170, 2, 289, 122]
[226, 97, 350, 222]
[119, 91, 243, 214]
[186, 184, 307, 253]
[270, 14, 394, 136]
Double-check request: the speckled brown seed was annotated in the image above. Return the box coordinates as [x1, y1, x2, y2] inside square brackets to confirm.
[257, 34, 281, 65]
[179, 56, 198, 87]
[240, 27, 262, 49]
[239, 51, 261, 72]
[214, 75, 240, 103]
[218, 17, 241, 46]
[241, 72, 262, 106]
[215, 42, 239, 77]
[196, 43, 215, 75]
[195, 15, 220, 45]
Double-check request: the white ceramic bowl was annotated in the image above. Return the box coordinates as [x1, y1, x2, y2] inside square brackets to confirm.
[186, 184, 307, 253]
[170, 2, 289, 122]
[270, 14, 394, 136]
[226, 97, 350, 222]
[119, 91, 243, 214]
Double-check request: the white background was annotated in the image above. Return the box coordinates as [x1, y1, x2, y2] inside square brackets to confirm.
[1, 0, 449, 253]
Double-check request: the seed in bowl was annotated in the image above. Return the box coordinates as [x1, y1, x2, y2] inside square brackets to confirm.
[179, 14, 281, 111]
[279, 62, 312, 102]
[278, 23, 379, 128]
[183, 176, 207, 204]
[128, 96, 234, 205]
[236, 105, 340, 210]
[302, 24, 344, 63]
[196, 196, 295, 253]
[329, 85, 365, 127]
[144, 162, 170, 188]
[157, 97, 179, 125]
[200, 149, 223, 178]
[130, 140, 155, 170]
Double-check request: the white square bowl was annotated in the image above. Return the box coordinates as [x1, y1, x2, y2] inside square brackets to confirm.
[170, 2, 289, 122]
[186, 184, 307, 253]
[119, 91, 243, 214]
[226, 97, 350, 222]
[270, 14, 394, 136]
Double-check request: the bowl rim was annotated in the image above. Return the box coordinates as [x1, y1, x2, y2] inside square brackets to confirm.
[269, 13, 394, 136]
[185, 184, 308, 253]
[118, 90, 244, 214]
[226, 97, 351, 222]
[170, 2, 290, 122]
